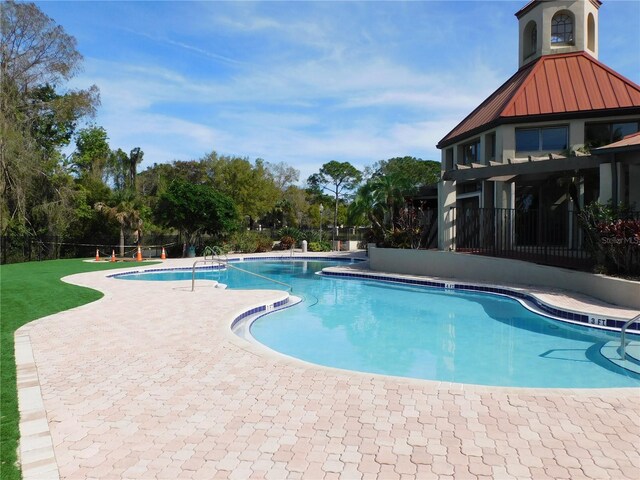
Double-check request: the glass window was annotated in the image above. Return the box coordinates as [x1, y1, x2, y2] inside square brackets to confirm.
[445, 148, 454, 171]
[541, 127, 567, 150]
[516, 126, 568, 152]
[551, 13, 573, 45]
[530, 25, 537, 55]
[516, 129, 539, 151]
[612, 122, 638, 142]
[585, 121, 640, 148]
[585, 123, 611, 148]
[462, 140, 480, 165]
[488, 133, 496, 160]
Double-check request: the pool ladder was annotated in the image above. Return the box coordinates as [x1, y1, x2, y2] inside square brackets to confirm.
[192, 247, 292, 292]
[620, 313, 640, 360]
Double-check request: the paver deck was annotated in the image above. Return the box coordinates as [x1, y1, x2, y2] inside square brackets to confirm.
[16, 253, 640, 479]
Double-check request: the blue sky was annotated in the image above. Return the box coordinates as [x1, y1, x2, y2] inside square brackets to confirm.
[37, 0, 640, 182]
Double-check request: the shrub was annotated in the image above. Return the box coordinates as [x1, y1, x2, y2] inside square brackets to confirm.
[302, 230, 322, 243]
[254, 236, 273, 253]
[279, 235, 296, 250]
[227, 231, 273, 253]
[278, 227, 303, 242]
[578, 202, 640, 276]
[308, 241, 331, 252]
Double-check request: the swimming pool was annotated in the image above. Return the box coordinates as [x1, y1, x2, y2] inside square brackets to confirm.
[115, 259, 640, 388]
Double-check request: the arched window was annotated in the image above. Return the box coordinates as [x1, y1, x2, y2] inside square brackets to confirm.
[551, 13, 574, 45]
[587, 13, 595, 51]
[530, 24, 537, 54]
[524, 21, 537, 57]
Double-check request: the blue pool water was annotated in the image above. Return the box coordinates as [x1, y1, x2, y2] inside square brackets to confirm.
[116, 259, 640, 388]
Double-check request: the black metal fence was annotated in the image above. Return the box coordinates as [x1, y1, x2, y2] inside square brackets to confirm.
[451, 207, 594, 270]
[0, 234, 183, 264]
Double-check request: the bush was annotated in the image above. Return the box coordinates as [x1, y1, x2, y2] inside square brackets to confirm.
[227, 231, 272, 253]
[277, 227, 303, 242]
[302, 230, 322, 243]
[254, 236, 273, 253]
[279, 235, 296, 250]
[578, 202, 640, 276]
[308, 241, 331, 252]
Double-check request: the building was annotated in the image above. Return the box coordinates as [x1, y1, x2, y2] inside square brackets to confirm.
[436, 0, 640, 262]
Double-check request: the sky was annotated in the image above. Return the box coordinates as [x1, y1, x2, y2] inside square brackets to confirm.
[36, 0, 640, 182]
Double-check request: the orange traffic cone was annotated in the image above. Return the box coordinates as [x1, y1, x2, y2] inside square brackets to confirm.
[136, 246, 143, 261]
[110, 250, 116, 262]
[161, 247, 166, 260]
[95, 249, 100, 261]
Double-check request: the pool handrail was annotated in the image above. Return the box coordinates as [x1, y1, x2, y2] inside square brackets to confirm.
[191, 257, 293, 292]
[620, 313, 640, 360]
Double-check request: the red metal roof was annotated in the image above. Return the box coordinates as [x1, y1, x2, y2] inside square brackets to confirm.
[593, 131, 640, 152]
[437, 52, 640, 148]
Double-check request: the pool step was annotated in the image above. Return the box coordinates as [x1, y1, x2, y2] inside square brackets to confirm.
[215, 283, 228, 290]
[600, 341, 640, 375]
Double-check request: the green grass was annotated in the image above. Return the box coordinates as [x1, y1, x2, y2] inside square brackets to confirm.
[0, 259, 158, 480]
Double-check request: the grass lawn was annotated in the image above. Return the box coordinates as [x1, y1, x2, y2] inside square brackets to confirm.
[0, 259, 158, 480]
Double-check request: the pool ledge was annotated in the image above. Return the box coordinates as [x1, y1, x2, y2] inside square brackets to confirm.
[321, 265, 640, 334]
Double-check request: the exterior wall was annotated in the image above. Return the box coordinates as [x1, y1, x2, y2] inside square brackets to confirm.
[443, 115, 639, 174]
[518, 0, 599, 68]
[369, 246, 640, 309]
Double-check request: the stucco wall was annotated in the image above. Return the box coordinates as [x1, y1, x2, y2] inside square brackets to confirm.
[369, 247, 640, 309]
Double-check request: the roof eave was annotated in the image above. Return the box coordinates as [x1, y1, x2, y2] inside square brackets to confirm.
[515, 0, 601, 19]
[436, 106, 640, 150]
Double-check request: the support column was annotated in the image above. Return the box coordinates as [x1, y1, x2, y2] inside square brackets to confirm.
[598, 163, 613, 204]
[494, 180, 515, 249]
[438, 180, 457, 251]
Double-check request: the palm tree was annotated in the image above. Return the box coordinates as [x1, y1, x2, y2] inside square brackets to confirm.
[95, 197, 143, 257]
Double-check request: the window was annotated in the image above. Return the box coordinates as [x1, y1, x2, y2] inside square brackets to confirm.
[587, 13, 595, 52]
[461, 139, 480, 165]
[445, 148, 454, 171]
[524, 21, 537, 57]
[541, 127, 567, 150]
[585, 121, 640, 148]
[485, 133, 496, 161]
[516, 126, 568, 152]
[530, 25, 537, 54]
[551, 13, 574, 45]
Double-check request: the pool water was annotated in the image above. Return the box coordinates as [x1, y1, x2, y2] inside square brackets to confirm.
[116, 259, 640, 388]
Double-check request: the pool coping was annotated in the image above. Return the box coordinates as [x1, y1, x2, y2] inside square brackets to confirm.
[108, 253, 640, 334]
[319, 266, 640, 334]
[14, 252, 640, 480]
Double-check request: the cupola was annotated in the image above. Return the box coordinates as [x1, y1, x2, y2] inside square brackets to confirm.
[516, 0, 601, 68]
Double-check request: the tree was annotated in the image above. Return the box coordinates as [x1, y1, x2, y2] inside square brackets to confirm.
[266, 161, 300, 191]
[203, 153, 280, 226]
[105, 148, 130, 191]
[307, 161, 362, 240]
[349, 157, 440, 247]
[71, 125, 110, 180]
[128, 147, 143, 191]
[365, 156, 440, 193]
[95, 193, 143, 257]
[155, 180, 238, 255]
[1, 1, 99, 237]
[282, 185, 311, 227]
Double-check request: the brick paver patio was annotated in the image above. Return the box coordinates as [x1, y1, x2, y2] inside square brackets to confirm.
[16, 255, 640, 479]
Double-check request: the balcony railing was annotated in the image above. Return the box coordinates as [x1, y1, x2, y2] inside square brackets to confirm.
[450, 207, 594, 270]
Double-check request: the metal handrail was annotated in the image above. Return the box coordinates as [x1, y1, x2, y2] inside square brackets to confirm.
[191, 259, 225, 291]
[191, 257, 292, 292]
[620, 313, 640, 360]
